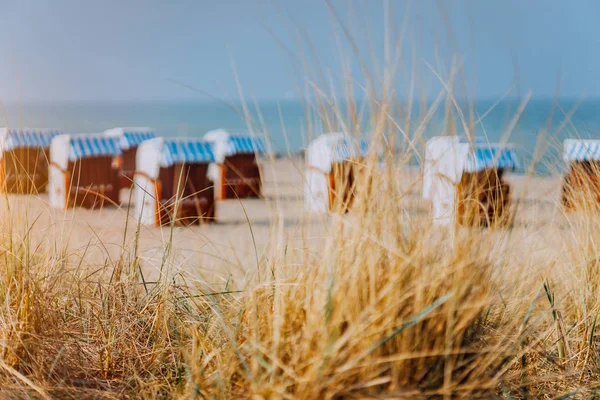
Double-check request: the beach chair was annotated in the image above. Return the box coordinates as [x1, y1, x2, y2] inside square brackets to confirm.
[104, 127, 155, 189]
[561, 139, 600, 210]
[134, 137, 216, 226]
[422, 136, 518, 227]
[304, 132, 369, 213]
[49, 134, 121, 209]
[204, 129, 266, 200]
[0, 128, 61, 193]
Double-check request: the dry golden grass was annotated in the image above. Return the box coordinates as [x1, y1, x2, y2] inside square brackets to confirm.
[3, 145, 600, 399]
[0, 101, 600, 400]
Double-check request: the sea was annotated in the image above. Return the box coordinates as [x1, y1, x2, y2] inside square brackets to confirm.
[2, 98, 599, 175]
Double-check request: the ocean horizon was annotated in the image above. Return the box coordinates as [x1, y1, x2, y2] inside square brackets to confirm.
[1, 97, 599, 175]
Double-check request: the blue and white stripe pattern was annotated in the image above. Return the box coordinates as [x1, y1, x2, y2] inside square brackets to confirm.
[122, 130, 156, 149]
[464, 145, 519, 172]
[69, 135, 121, 160]
[3, 129, 61, 151]
[227, 135, 267, 155]
[332, 137, 369, 162]
[161, 139, 215, 167]
[564, 139, 600, 162]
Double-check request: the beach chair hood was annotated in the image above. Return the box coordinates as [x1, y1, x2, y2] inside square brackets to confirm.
[204, 129, 267, 162]
[49, 133, 121, 169]
[136, 137, 215, 180]
[0, 128, 61, 158]
[104, 127, 156, 150]
[306, 132, 369, 174]
[563, 139, 600, 162]
[67, 134, 121, 161]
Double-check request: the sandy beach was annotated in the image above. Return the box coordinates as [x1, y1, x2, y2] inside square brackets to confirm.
[0, 156, 575, 289]
[1, 156, 318, 284]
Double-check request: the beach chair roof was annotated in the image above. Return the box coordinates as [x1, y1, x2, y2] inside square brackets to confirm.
[332, 136, 369, 162]
[0, 128, 61, 152]
[104, 127, 156, 150]
[204, 129, 266, 162]
[228, 135, 267, 154]
[563, 139, 600, 162]
[307, 132, 370, 173]
[427, 136, 518, 173]
[160, 138, 215, 167]
[463, 142, 519, 172]
[68, 134, 121, 161]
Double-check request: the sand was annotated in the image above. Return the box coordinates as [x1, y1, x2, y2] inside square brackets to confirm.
[0, 157, 580, 291]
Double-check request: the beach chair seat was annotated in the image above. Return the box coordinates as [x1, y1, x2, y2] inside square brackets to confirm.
[156, 163, 215, 225]
[456, 168, 511, 227]
[561, 160, 600, 210]
[328, 159, 362, 212]
[67, 156, 120, 209]
[561, 140, 600, 211]
[220, 153, 262, 199]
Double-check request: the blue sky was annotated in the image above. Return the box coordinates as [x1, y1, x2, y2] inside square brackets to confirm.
[0, 0, 598, 102]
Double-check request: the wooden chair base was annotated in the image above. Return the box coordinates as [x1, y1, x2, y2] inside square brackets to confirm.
[157, 196, 215, 226]
[561, 161, 600, 211]
[456, 168, 511, 227]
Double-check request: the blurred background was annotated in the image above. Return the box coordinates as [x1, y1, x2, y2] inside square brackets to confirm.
[0, 0, 599, 172]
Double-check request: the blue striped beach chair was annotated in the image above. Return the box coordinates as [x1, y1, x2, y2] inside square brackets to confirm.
[134, 137, 216, 226]
[304, 132, 370, 213]
[0, 128, 61, 193]
[423, 136, 518, 227]
[562, 139, 600, 210]
[49, 134, 121, 209]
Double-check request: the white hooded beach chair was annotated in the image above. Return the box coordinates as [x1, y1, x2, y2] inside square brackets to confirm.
[134, 137, 216, 226]
[561, 139, 600, 209]
[422, 136, 518, 227]
[49, 134, 121, 209]
[0, 128, 61, 193]
[304, 132, 369, 213]
[104, 127, 156, 189]
[204, 129, 266, 200]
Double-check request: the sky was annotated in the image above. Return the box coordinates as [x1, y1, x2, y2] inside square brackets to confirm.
[0, 0, 598, 103]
